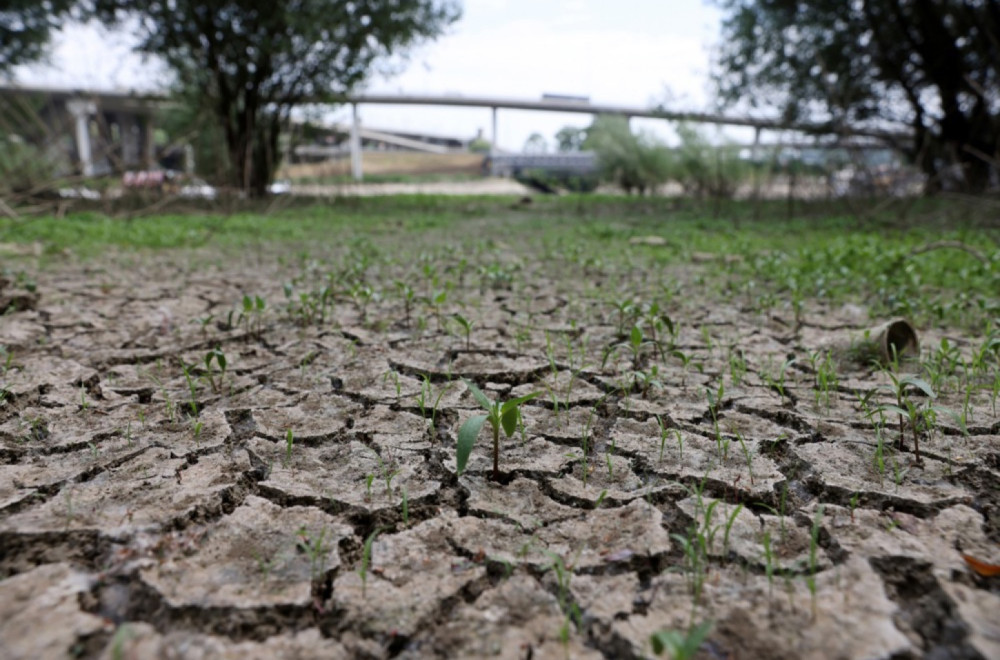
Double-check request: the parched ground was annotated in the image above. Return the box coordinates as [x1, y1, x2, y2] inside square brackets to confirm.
[1, 200, 998, 659]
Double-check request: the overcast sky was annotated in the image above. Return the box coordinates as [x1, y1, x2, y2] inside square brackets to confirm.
[15, 1, 737, 150]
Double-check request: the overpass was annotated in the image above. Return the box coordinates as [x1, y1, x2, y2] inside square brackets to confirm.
[336, 93, 910, 180]
[0, 83, 909, 182]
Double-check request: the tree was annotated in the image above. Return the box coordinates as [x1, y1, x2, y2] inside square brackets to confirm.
[523, 132, 548, 154]
[93, 0, 460, 196]
[583, 115, 671, 194]
[714, 0, 1000, 193]
[0, 1, 78, 75]
[554, 125, 586, 152]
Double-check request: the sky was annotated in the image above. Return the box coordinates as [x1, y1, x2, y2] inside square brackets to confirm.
[13, 1, 736, 151]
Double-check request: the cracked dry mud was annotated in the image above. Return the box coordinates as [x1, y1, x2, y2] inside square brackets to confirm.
[1, 222, 998, 660]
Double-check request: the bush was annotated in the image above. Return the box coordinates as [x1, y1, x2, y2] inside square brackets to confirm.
[584, 116, 671, 194]
[668, 123, 749, 199]
[0, 133, 60, 195]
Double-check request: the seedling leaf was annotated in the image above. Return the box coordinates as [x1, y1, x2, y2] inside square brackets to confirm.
[501, 407, 519, 437]
[456, 414, 488, 475]
[465, 380, 493, 411]
[901, 376, 936, 399]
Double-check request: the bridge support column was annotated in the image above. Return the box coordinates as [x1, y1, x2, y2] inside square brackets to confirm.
[66, 98, 97, 177]
[491, 106, 498, 153]
[350, 102, 363, 182]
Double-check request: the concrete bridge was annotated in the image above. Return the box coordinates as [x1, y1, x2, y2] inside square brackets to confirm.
[0, 84, 909, 184]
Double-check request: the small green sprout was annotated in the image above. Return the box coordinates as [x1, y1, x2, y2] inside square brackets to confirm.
[358, 527, 384, 597]
[650, 620, 713, 659]
[456, 380, 540, 481]
[453, 313, 474, 351]
[204, 348, 227, 394]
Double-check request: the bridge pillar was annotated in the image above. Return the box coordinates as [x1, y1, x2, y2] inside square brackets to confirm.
[491, 106, 498, 154]
[350, 102, 363, 182]
[66, 98, 97, 177]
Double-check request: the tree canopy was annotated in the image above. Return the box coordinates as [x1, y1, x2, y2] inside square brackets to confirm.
[714, 0, 1000, 193]
[0, 0, 77, 75]
[92, 0, 461, 195]
[583, 115, 671, 194]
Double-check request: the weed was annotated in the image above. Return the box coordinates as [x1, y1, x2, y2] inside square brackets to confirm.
[358, 527, 384, 597]
[728, 344, 747, 386]
[456, 380, 540, 481]
[240, 294, 266, 339]
[204, 348, 227, 394]
[735, 431, 755, 485]
[877, 370, 941, 465]
[544, 552, 582, 648]
[650, 620, 713, 659]
[296, 526, 330, 583]
[452, 313, 474, 351]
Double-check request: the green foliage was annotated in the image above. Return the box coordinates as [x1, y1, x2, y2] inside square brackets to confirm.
[468, 137, 492, 153]
[554, 126, 587, 153]
[0, 132, 61, 195]
[584, 115, 671, 194]
[667, 123, 748, 199]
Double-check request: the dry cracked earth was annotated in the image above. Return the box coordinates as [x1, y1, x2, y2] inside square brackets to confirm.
[1, 226, 998, 660]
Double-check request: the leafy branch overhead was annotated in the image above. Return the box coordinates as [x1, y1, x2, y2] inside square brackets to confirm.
[714, 0, 1000, 193]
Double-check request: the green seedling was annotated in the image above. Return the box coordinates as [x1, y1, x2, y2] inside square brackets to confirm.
[382, 369, 402, 400]
[642, 301, 676, 360]
[395, 280, 417, 327]
[204, 348, 227, 394]
[0, 345, 13, 376]
[358, 527, 384, 597]
[763, 356, 795, 403]
[182, 363, 200, 415]
[453, 313, 474, 350]
[240, 294, 266, 339]
[296, 526, 330, 583]
[364, 473, 375, 501]
[728, 345, 747, 386]
[877, 371, 939, 465]
[722, 503, 743, 556]
[543, 551, 581, 648]
[809, 349, 839, 411]
[456, 380, 541, 481]
[735, 430, 754, 485]
[655, 414, 677, 463]
[650, 620, 713, 659]
[610, 298, 639, 337]
[849, 492, 860, 523]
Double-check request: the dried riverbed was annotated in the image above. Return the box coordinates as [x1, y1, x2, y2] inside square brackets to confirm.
[1, 208, 998, 659]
